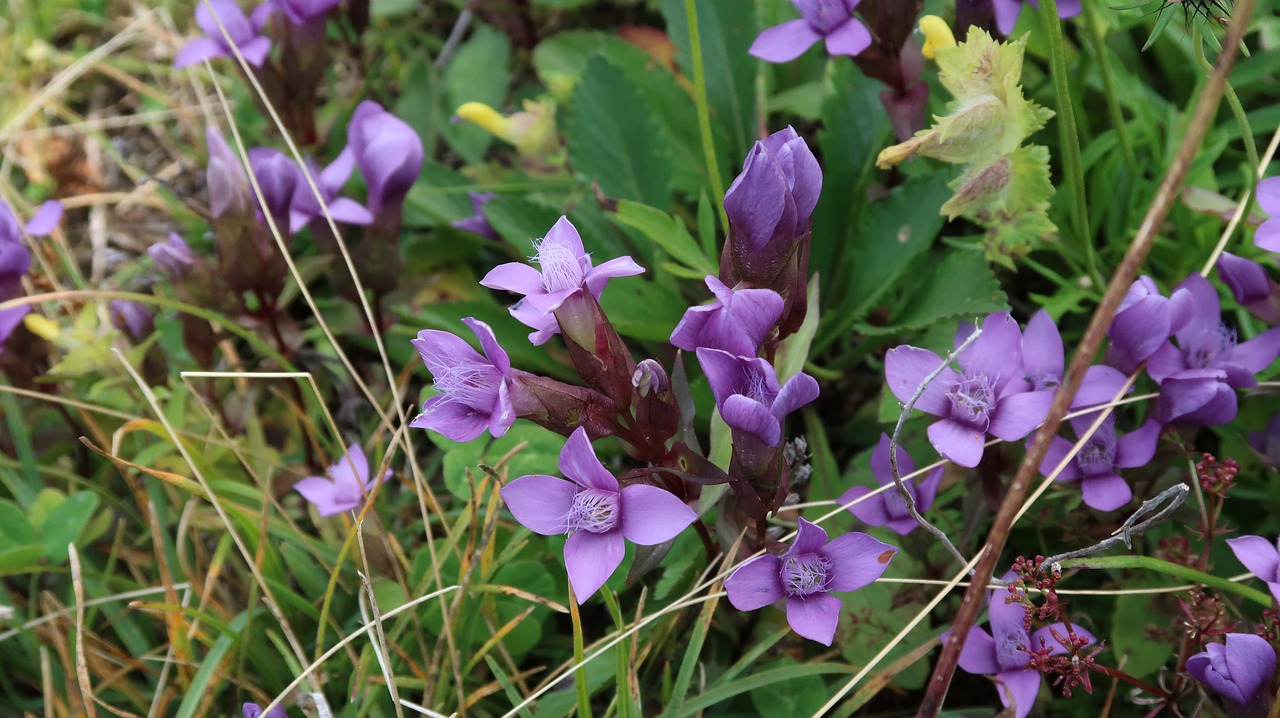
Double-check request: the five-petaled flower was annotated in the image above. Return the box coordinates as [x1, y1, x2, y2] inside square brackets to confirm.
[0, 199, 62, 349]
[748, 0, 872, 63]
[174, 0, 274, 69]
[1148, 274, 1280, 426]
[500, 427, 697, 603]
[840, 434, 943, 536]
[1226, 535, 1280, 603]
[481, 216, 644, 345]
[885, 312, 1052, 468]
[411, 317, 520, 442]
[947, 582, 1096, 718]
[1186, 633, 1277, 711]
[293, 443, 390, 517]
[670, 276, 784, 357]
[1038, 415, 1161, 512]
[696, 348, 819, 469]
[288, 149, 374, 232]
[724, 518, 896, 645]
[1020, 309, 1129, 407]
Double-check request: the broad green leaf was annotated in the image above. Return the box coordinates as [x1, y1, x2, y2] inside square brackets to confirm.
[443, 24, 512, 163]
[598, 274, 688, 342]
[858, 250, 1008, 336]
[608, 200, 713, 275]
[748, 659, 828, 716]
[0, 500, 36, 547]
[565, 57, 673, 207]
[0, 545, 44, 576]
[1111, 588, 1172, 679]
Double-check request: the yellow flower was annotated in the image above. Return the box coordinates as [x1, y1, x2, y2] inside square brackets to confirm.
[920, 15, 956, 60]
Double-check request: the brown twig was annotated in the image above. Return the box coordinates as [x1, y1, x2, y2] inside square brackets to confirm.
[917, 4, 1258, 715]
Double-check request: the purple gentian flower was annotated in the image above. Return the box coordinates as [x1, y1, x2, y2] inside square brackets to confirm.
[293, 442, 390, 517]
[725, 518, 895, 645]
[948, 583, 1096, 718]
[451, 191, 498, 240]
[148, 234, 197, 278]
[1038, 416, 1160, 512]
[410, 317, 519, 442]
[347, 101, 424, 216]
[885, 313, 1053, 469]
[0, 200, 62, 347]
[993, 0, 1082, 36]
[696, 348, 819, 469]
[1255, 177, 1280, 253]
[1249, 415, 1280, 470]
[749, 0, 872, 63]
[1226, 535, 1280, 602]
[500, 427, 697, 603]
[273, 0, 341, 26]
[206, 127, 250, 219]
[840, 434, 943, 536]
[1218, 252, 1280, 325]
[247, 147, 301, 224]
[288, 149, 375, 232]
[1187, 633, 1277, 711]
[173, 0, 274, 68]
[1105, 276, 1194, 375]
[243, 702, 287, 718]
[1148, 274, 1280, 426]
[1020, 309, 1131, 408]
[481, 216, 645, 345]
[670, 276, 784, 357]
[110, 301, 155, 342]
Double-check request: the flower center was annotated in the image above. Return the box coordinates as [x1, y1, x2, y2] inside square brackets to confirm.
[1076, 432, 1117, 476]
[1189, 323, 1237, 369]
[567, 488, 620, 534]
[744, 369, 773, 404]
[533, 237, 584, 293]
[781, 553, 831, 597]
[432, 362, 496, 408]
[946, 374, 997, 430]
[995, 625, 1029, 671]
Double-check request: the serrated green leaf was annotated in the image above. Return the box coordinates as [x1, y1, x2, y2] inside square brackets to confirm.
[608, 200, 714, 275]
[859, 251, 1008, 336]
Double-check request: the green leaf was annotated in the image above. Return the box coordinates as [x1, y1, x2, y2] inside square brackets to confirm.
[748, 659, 828, 716]
[565, 57, 673, 207]
[858, 250, 1008, 336]
[774, 274, 820, 382]
[533, 30, 607, 98]
[608, 200, 714, 275]
[370, 0, 418, 17]
[443, 24, 512, 163]
[1111, 588, 1172, 679]
[0, 500, 36, 547]
[598, 274, 688, 342]
[0, 545, 44, 576]
[672, 663, 854, 717]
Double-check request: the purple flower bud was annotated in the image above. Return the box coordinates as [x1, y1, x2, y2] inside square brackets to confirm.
[500, 427, 697, 603]
[174, 0, 273, 69]
[725, 518, 895, 645]
[670, 276, 784, 357]
[632, 359, 669, 397]
[451, 191, 498, 240]
[347, 101, 424, 216]
[1186, 633, 1276, 711]
[110, 300, 155, 342]
[287, 148, 374, 233]
[247, 147, 301, 223]
[293, 442, 390, 517]
[148, 234, 197, 278]
[749, 0, 872, 63]
[206, 127, 251, 219]
[1218, 252, 1280, 325]
[841, 434, 943, 535]
[274, 0, 341, 26]
[242, 702, 287, 718]
[993, 0, 1081, 36]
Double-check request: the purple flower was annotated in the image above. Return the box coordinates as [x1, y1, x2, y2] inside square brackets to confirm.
[749, 0, 872, 63]
[1186, 633, 1277, 708]
[1255, 177, 1280, 253]
[273, 0, 341, 26]
[451, 191, 498, 240]
[1249, 415, 1280, 470]
[1020, 309, 1131, 408]
[110, 301, 155, 342]
[1227, 535, 1280, 603]
[840, 434, 943, 535]
[500, 427, 697, 603]
[722, 127, 821, 287]
[948, 584, 1096, 718]
[696, 348, 819, 468]
[288, 149, 374, 232]
[885, 313, 1053, 469]
[725, 518, 895, 645]
[1218, 252, 1280, 325]
[410, 317, 520, 442]
[1105, 276, 1193, 375]
[293, 442, 390, 517]
[0, 200, 62, 346]
[1148, 274, 1280, 426]
[206, 128, 250, 219]
[148, 234, 197, 278]
[347, 101, 424, 216]
[481, 216, 645, 345]
[243, 702, 287, 718]
[993, 0, 1082, 36]
[1038, 416, 1160, 512]
[247, 147, 301, 223]
[174, 0, 273, 68]
[670, 276, 784, 357]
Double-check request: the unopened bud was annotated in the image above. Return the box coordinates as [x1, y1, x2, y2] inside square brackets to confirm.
[632, 359, 669, 397]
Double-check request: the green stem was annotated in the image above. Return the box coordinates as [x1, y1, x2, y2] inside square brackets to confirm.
[1039, 0, 1099, 285]
[1083, 3, 1138, 174]
[1060, 555, 1273, 607]
[1193, 25, 1259, 173]
[684, 0, 729, 241]
[569, 582, 593, 718]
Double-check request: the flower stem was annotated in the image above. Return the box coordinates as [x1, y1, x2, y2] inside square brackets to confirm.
[684, 0, 729, 245]
[1058, 555, 1273, 607]
[568, 582, 593, 718]
[1194, 24, 1259, 173]
[1082, 3, 1138, 174]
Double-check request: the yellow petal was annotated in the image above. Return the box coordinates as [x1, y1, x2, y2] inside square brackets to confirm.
[920, 15, 956, 60]
[454, 102, 511, 142]
[23, 313, 58, 340]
